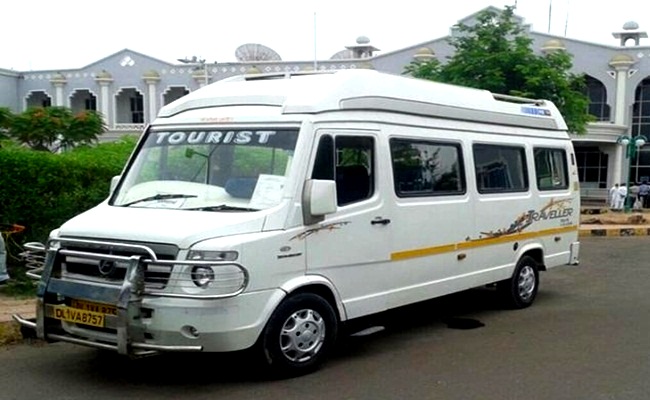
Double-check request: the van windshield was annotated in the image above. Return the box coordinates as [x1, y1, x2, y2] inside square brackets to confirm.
[112, 128, 299, 211]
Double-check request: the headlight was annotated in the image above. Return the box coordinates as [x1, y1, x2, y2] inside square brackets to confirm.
[187, 250, 238, 261]
[184, 250, 247, 295]
[191, 266, 215, 288]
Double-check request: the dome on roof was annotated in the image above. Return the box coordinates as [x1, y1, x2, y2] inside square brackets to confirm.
[413, 47, 435, 61]
[192, 68, 208, 79]
[142, 69, 160, 79]
[623, 21, 640, 30]
[541, 39, 566, 53]
[610, 53, 634, 62]
[246, 66, 261, 74]
[95, 70, 112, 80]
[49, 72, 66, 83]
[609, 53, 636, 67]
[142, 70, 160, 82]
[356, 36, 370, 44]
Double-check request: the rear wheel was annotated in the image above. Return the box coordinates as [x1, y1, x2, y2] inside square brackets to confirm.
[259, 293, 338, 377]
[497, 255, 539, 309]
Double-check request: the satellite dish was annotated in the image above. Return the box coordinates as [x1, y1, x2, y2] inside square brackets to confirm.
[330, 49, 353, 60]
[235, 43, 282, 62]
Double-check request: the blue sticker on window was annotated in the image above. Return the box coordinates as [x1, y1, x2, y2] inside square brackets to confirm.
[521, 107, 551, 116]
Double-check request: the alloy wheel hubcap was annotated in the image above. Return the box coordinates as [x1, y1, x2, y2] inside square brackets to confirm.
[279, 309, 326, 362]
[518, 265, 536, 301]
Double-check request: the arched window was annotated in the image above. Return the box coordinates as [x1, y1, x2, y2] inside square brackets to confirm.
[25, 91, 52, 108]
[574, 146, 608, 189]
[69, 89, 97, 114]
[632, 78, 650, 138]
[163, 86, 190, 106]
[115, 88, 144, 124]
[584, 76, 610, 122]
[630, 78, 650, 183]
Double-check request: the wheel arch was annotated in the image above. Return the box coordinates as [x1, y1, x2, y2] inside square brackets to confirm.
[280, 275, 347, 322]
[518, 244, 545, 271]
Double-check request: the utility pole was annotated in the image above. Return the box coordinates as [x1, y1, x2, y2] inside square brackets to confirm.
[548, 0, 553, 33]
[313, 11, 318, 70]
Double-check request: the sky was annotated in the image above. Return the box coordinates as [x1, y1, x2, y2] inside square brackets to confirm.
[0, 0, 646, 71]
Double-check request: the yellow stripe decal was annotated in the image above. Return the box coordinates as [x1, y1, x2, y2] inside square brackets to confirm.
[390, 225, 578, 261]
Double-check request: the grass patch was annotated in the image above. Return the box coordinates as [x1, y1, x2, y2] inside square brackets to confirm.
[0, 267, 37, 298]
[0, 322, 22, 346]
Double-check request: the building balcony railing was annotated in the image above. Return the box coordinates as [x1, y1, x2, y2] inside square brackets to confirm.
[113, 123, 145, 132]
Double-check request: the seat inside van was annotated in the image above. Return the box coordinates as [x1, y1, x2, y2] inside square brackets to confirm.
[336, 165, 370, 205]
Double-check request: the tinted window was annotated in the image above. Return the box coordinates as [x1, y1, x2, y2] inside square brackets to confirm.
[474, 144, 528, 193]
[311, 135, 375, 206]
[312, 135, 334, 180]
[390, 139, 465, 197]
[534, 148, 569, 190]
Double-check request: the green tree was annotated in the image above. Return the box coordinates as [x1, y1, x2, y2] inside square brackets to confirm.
[8, 107, 106, 152]
[0, 107, 13, 142]
[404, 6, 592, 134]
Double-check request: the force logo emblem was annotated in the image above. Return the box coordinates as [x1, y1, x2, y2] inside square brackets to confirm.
[97, 260, 117, 277]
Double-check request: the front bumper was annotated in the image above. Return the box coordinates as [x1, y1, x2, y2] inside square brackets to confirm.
[13, 238, 282, 356]
[15, 289, 285, 355]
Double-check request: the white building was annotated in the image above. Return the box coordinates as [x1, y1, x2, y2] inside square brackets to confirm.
[2, 6, 650, 201]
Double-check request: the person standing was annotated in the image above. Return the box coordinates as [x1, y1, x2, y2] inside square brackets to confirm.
[609, 183, 620, 209]
[639, 180, 650, 209]
[615, 183, 628, 211]
[0, 234, 9, 284]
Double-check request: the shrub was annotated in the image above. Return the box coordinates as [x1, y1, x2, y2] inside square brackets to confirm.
[8, 107, 106, 152]
[0, 136, 137, 246]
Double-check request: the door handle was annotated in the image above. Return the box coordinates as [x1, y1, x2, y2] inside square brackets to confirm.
[371, 217, 391, 226]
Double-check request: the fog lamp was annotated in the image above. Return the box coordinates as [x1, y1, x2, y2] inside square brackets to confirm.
[191, 266, 215, 288]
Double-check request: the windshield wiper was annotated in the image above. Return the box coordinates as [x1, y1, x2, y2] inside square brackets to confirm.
[119, 193, 197, 207]
[185, 204, 258, 212]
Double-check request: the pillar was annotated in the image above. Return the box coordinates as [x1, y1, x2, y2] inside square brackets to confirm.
[94, 71, 114, 129]
[49, 73, 67, 107]
[142, 70, 161, 124]
[609, 54, 636, 186]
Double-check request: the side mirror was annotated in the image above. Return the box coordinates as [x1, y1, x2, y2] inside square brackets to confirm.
[110, 175, 121, 195]
[302, 179, 337, 225]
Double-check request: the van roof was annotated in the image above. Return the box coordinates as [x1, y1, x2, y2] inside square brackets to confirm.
[156, 69, 567, 131]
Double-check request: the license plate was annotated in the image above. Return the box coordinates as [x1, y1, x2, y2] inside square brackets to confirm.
[70, 299, 118, 316]
[51, 305, 106, 328]
[50, 299, 118, 328]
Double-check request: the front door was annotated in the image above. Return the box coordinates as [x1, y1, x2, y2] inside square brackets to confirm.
[304, 130, 392, 319]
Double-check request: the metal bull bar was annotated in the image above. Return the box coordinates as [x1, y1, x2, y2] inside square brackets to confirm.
[13, 238, 249, 356]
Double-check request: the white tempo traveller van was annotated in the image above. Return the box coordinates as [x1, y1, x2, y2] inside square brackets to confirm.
[16, 70, 580, 375]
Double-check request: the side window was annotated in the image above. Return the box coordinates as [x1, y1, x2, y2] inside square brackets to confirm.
[390, 138, 465, 197]
[534, 147, 569, 190]
[312, 135, 334, 180]
[311, 135, 374, 206]
[473, 144, 528, 193]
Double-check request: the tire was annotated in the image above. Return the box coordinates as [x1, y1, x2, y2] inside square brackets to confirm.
[259, 293, 338, 377]
[497, 255, 540, 309]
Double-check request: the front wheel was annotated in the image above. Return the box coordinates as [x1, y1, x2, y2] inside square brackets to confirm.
[258, 293, 338, 377]
[497, 255, 540, 309]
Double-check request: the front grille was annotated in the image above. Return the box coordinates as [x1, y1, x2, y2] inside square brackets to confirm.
[58, 240, 178, 290]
